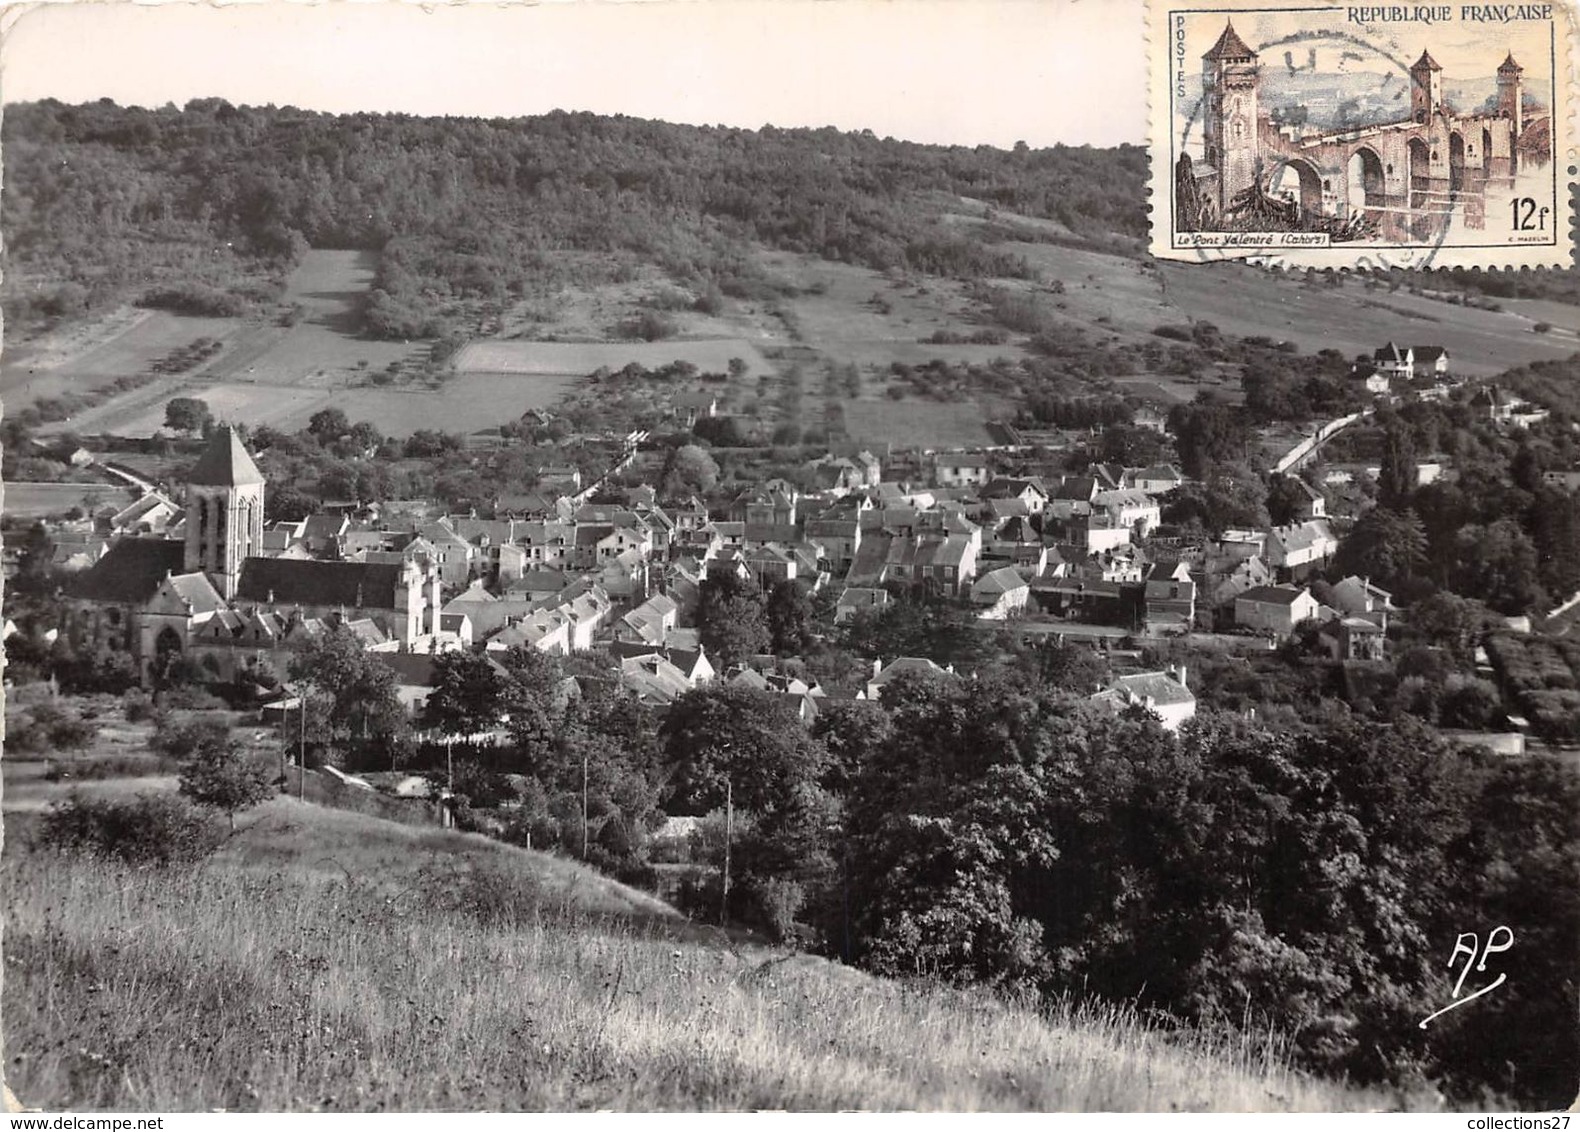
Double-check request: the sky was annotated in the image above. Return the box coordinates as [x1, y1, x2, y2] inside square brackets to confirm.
[0, 0, 1150, 148]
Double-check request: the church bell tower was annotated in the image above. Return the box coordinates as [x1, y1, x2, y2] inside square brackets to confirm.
[184, 426, 266, 601]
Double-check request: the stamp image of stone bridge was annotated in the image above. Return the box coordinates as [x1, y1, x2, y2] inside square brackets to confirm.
[1178, 20, 1550, 237]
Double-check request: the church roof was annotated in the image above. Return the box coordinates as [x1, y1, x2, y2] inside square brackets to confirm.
[162, 571, 227, 615]
[1499, 52, 1522, 74]
[236, 558, 406, 610]
[67, 538, 186, 605]
[1412, 49, 1443, 73]
[187, 427, 264, 488]
[1203, 21, 1256, 61]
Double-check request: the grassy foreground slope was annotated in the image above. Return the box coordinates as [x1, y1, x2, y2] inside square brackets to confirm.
[2, 797, 1395, 1112]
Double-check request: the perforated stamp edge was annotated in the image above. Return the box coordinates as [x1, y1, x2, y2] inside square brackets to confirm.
[1144, 0, 1578, 270]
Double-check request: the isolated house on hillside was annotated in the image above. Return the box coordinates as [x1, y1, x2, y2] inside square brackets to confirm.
[672, 391, 718, 428]
[1319, 615, 1386, 661]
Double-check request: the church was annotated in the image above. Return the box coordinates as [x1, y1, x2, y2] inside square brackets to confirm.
[68, 428, 444, 684]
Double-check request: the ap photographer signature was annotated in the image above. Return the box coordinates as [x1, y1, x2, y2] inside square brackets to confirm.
[1419, 926, 1514, 1029]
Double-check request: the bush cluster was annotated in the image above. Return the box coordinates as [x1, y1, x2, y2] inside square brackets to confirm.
[37, 793, 224, 867]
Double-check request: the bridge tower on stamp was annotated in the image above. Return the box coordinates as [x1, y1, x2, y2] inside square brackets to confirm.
[1200, 20, 1260, 221]
[1492, 51, 1524, 180]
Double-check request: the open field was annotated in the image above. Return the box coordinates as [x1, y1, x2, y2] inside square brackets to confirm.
[840, 399, 997, 449]
[1, 788, 1395, 1112]
[23, 251, 427, 438]
[17, 233, 1577, 446]
[1497, 296, 1580, 335]
[758, 251, 1025, 371]
[104, 382, 343, 437]
[1111, 373, 1243, 406]
[1, 309, 239, 408]
[2, 482, 138, 519]
[454, 338, 772, 378]
[1000, 242, 1177, 338]
[313, 372, 585, 436]
[1159, 263, 1579, 375]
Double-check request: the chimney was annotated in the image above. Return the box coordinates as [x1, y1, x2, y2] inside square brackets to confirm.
[872, 657, 883, 679]
[1173, 663, 1188, 690]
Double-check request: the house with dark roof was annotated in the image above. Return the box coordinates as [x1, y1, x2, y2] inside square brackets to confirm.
[1234, 584, 1319, 636]
[835, 586, 890, 625]
[1319, 615, 1386, 661]
[1035, 576, 1132, 626]
[1046, 476, 1101, 520]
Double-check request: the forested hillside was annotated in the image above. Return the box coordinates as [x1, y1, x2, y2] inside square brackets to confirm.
[2, 98, 1146, 340]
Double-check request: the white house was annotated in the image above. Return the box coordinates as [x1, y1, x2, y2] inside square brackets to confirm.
[1092, 489, 1161, 537]
[1090, 667, 1196, 732]
[1264, 520, 1338, 575]
[1127, 465, 1187, 496]
[1235, 584, 1320, 636]
[970, 566, 1031, 620]
[616, 593, 680, 646]
[934, 452, 992, 488]
[866, 656, 952, 701]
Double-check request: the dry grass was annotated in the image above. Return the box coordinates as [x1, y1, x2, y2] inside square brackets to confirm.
[840, 399, 996, 449]
[453, 339, 771, 378]
[0, 796, 1399, 1113]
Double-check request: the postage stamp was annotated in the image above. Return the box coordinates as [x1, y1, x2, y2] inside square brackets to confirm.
[1148, 0, 1577, 268]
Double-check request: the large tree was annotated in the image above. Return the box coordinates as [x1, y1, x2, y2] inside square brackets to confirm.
[164, 397, 213, 435]
[658, 683, 825, 815]
[696, 574, 770, 669]
[422, 651, 509, 737]
[659, 443, 719, 500]
[287, 626, 408, 767]
[178, 728, 273, 832]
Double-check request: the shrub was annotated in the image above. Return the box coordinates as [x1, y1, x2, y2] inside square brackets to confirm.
[122, 688, 157, 723]
[179, 741, 274, 831]
[1533, 322, 1553, 334]
[751, 876, 806, 944]
[44, 752, 175, 782]
[15, 702, 97, 751]
[37, 792, 224, 867]
[623, 311, 677, 342]
[152, 714, 232, 760]
[411, 855, 542, 929]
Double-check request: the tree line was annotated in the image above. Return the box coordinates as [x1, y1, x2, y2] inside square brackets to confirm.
[3, 98, 1147, 339]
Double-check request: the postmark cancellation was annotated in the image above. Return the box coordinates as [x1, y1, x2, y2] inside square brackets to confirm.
[1148, 0, 1577, 268]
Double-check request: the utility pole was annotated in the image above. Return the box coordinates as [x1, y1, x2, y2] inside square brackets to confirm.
[581, 746, 590, 859]
[298, 685, 307, 801]
[721, 776, 732, 927]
